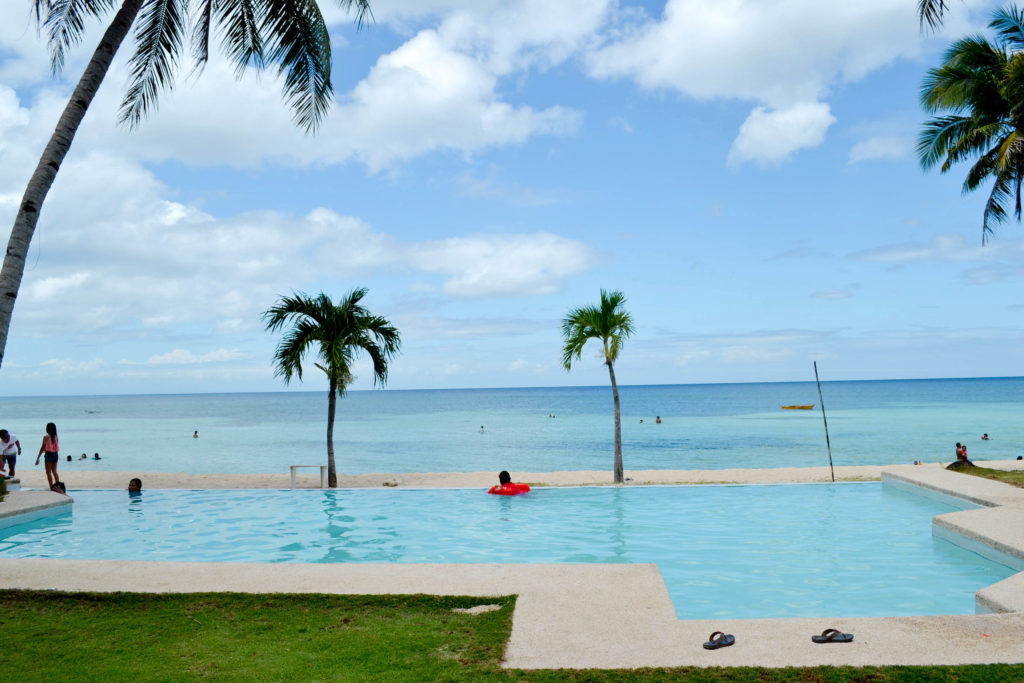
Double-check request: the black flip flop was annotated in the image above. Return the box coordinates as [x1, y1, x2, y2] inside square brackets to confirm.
[811, 628, 853, 643]
[703, 631, 735, 650]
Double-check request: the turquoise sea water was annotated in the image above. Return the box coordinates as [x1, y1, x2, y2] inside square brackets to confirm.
[0, 483, 1012, 619]
[0, 377, 1021, 475]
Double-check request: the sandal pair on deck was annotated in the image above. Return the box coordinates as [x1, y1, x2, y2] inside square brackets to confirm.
[702, 627, 854, 650]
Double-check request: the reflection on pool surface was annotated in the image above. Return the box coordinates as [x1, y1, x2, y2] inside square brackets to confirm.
[0, 483, 1013, 619]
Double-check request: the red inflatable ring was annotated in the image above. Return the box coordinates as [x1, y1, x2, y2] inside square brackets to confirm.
[487, 482, 530, 495]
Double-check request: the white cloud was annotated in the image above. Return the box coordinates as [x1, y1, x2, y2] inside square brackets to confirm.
[728, 102, 835, 166]
[848, 135, 912, 164]
[58, 12, 587, 172]
[588, 0, 929, 104]
[40, 358, 106, 374]
[586, 0, 989, 163]
[409, 233, 600, 297]
[338, 29, 582, 171]
[855, 234, 992, 263]
[0, 83, 598, 344]
[146, 349, 247, 365]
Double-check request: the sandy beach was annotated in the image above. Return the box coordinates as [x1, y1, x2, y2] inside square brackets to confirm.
[9, 463, 899, 490]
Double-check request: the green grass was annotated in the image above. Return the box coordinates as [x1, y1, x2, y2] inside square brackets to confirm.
[2, 590, 1023, 681]
[952, 464, 1024, 489]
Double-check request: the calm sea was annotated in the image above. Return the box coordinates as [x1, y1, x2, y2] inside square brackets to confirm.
[0, 378, 1020, 475]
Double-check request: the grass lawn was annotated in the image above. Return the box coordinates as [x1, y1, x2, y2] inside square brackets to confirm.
[2, 590, 1023, 682]
[952, 464, 1024, 489]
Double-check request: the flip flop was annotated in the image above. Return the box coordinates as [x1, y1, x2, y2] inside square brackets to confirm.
[703, 631, 735, 650]
[811, 628, 853, 643]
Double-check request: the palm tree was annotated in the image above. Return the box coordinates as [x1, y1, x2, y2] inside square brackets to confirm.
[0, 0, 372, 370]
[918, 6, 1024, 244]
[561, 289, 635, 484]
[263, 288, 400, 487]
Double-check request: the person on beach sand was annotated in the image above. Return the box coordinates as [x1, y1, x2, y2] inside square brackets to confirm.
[35, 422, 61, 489]
[0, 430, 21, 478]
[948, 441, 973, 470]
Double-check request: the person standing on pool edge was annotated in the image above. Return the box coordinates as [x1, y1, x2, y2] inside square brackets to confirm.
[35, 422, 61, 489]
[0, 429, 21, 478]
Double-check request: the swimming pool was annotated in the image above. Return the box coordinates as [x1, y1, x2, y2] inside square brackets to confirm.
[0, 483, 1013, 619]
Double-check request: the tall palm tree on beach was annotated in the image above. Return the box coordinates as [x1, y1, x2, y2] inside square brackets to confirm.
[0, 0, 372, 370]
[263, 288, 400, 488]
[561, 289, 635, 484]
[918, 5, 1024, 244]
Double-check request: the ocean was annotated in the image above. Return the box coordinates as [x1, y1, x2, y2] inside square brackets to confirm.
[0, 377, 1020, 475]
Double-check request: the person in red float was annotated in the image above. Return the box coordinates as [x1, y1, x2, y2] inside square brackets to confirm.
[488, 470, 530, 495]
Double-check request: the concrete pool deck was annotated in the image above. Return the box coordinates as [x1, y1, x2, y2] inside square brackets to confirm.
[1, 462, 1024, 669]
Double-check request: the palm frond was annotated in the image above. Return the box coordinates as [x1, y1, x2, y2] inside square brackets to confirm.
[118, 0, 187, 127]
[260, 0, 333, 134]
[560, 290, 634, 369]
[991, 5, 1024, 50]
[962, 146, 999, 192]
[1002, 53, 1024, 116]
[919, 0, 952, 32]
[40, 0, 117, 75]
[939, 120, 1011, 172]
[921, 38, 1007, 114]
[190, 0, 213, 74]
[214, 0, 264, 76]
[263, 287, 400, 394]
[982, 170, 1014, 243]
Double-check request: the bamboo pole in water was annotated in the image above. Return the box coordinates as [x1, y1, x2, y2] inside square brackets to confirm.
[814, 361, 835, 482]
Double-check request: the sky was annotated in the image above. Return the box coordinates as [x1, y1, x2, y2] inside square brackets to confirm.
[0, 0, 1022, 396]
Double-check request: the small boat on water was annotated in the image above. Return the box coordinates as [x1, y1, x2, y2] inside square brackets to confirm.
[780, 405, 814, 410]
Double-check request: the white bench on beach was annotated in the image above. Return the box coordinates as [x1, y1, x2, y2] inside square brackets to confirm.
[290, 465, 328, 489]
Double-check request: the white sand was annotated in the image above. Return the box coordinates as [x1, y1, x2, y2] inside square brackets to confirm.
[11, 463, 894, 490]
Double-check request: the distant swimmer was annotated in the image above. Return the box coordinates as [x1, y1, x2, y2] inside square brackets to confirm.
[982, 433, 989, 440]
[488, 470, 530, 495]
[639, 419, 644, 424]
[479, 425, 485, 433]
[128, 478, 142, 493]
[80, 453, 87, 460]
[193, 430, 198, 439]
[656, 416, 662, 424]
[94, 453, 101, 460]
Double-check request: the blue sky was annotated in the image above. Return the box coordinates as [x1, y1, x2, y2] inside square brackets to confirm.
[0, 0, 1021, 396]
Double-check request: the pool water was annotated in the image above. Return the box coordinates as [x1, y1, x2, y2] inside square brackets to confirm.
[0, 483, 1013, 619]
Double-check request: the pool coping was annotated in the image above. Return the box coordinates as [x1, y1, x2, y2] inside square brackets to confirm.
[0, 490, 72, 530]
[1, 464, 1023, 669]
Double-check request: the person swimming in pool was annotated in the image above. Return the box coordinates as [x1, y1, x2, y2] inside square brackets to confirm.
[488, 470, 530, 495]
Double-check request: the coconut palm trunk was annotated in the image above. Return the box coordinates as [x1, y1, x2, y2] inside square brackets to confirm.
[0, 0, 144, 368]
[326, 376, 338, 487]
[607, 355, 623, 484]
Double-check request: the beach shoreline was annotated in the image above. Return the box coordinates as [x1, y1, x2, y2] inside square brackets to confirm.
[10, 463, 907, 490]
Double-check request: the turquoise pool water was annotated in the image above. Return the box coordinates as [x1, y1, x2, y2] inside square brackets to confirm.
[0, 483, 1013, 619]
